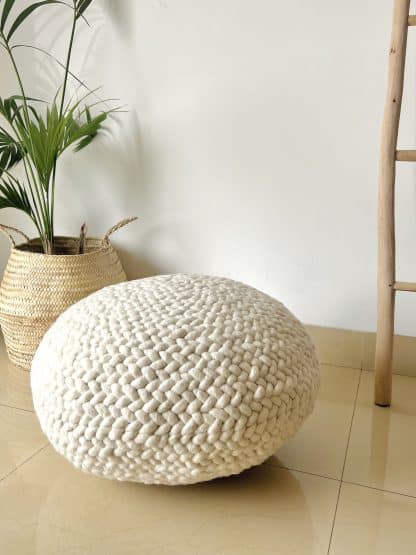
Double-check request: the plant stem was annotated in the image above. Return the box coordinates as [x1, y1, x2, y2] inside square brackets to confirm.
[60, 6, 77, 118]
[2, 38, 29, 126]
[49, 2, 78, 249]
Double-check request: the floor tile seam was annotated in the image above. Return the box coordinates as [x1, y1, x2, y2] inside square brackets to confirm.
[320, 363, 416, 378]
[320, 362, 362, 371]
[360, 368, 416, 378]
[341, 479, 416, 501]
[326, 368, 363, 555]
[0, 402, 35, 413]
[323, 360, 416, 379]
[0, 443, 49, 485]
[264, 460, 340, 483]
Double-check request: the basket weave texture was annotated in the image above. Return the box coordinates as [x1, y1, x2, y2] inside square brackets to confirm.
[0, 219, 135, 370]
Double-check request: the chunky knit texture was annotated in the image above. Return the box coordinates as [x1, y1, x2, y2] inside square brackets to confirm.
[31, 275, 320, 485]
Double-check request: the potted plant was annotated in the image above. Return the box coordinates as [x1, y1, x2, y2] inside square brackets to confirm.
[0, 0, 136, 369]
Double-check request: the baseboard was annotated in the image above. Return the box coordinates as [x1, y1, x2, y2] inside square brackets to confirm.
[306, 325, 416, 377]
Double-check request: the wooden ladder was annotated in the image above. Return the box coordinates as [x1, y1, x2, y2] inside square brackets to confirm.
[375, 0, 416, 406]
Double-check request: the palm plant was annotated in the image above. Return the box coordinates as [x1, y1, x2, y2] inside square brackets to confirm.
[0, 0, 118, 253]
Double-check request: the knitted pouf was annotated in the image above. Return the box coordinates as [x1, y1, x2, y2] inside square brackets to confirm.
[31, 274, 320, 485]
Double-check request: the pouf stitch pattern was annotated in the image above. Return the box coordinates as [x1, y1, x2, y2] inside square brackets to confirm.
[31, 274, 320, 485]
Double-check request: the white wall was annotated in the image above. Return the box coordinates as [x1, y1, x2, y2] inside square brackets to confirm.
[1, 0, 416, 335]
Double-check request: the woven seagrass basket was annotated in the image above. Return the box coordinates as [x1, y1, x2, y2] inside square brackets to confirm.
[0, 218, 136, 370]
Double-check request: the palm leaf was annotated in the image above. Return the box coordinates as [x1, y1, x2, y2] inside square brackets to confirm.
[0, 0, 16, 31]
[0, 126, 22, 175]
[0, 96, 21, 126]
[15, 116, 53, 189]
[0, 175, 32, 216]
[69, 109, 107, 151]
[6, 1, 67, 41]
[12, 96, 110, 189]
[75, 0, 93, 19]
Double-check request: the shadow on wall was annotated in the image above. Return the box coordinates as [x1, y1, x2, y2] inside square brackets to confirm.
[102, 0, 137, 41]
[116, 218, 197, 280]
[116, 245, 164, 281]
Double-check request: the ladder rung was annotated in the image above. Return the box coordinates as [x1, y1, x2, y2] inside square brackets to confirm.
[396, 150, 416, 161]
[393, 281, 416, 292]
[409, 15, 416, 26]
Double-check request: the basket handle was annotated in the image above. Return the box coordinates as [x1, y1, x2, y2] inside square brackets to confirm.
[103, 217, 138, 243]
[0, 224, 30, 248]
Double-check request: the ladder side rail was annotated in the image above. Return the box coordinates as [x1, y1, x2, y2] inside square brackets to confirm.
[375, 0, 410, 407]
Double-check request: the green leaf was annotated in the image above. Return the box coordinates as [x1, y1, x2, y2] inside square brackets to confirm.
[0, 95, 44, 126]
[7, 1, 66, 41]
[0, 175, 32, 216]
[1, 0, 16, 31]
[0, 96, 23, 126]
[0, 126, 23, 176]
[73, 112, 107, 151]
[7, 94, 46, 103]
[76, 0, 93, 19]
[2, 89, 114, 199]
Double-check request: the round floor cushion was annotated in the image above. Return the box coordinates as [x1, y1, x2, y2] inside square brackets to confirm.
[31, 274, 320, 485]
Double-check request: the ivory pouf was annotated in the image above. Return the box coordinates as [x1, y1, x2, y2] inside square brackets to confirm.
[31, 274, 320, 485]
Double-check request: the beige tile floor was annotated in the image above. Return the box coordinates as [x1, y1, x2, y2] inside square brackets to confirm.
[0, 343, 415, 554]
